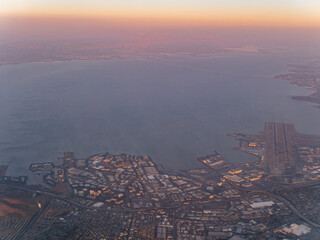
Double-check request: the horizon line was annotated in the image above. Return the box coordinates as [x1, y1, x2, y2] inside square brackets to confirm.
[2, 13, 320, 28]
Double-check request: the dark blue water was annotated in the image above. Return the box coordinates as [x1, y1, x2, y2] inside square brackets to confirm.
[1, 53, 320, 181]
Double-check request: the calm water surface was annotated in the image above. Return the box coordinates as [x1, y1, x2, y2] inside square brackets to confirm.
[1, 53, 320, 181]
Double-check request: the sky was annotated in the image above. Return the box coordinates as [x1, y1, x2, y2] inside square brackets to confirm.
[1, 0, 320, 27]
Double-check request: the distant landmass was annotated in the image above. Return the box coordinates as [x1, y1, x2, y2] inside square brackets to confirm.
[274, 62, 320, 108]
[0, 37, 271, 65]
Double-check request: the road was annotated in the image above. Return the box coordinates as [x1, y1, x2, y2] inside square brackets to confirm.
[12, 199, 51, 240]
[4, 177, 320, 236]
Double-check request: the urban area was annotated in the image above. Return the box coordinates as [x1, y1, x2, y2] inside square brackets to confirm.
[1, 122, 320, 239]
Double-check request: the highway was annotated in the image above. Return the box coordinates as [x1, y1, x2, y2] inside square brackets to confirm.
[12, 200, 51, 239]
[3, 176, 320, 236]
[249, 186, 320, 229]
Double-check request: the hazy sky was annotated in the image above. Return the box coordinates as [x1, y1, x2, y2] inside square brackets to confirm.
[1, 0, 320, 27]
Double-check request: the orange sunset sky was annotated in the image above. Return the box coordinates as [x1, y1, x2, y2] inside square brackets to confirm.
[1, 0, 320, 28]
